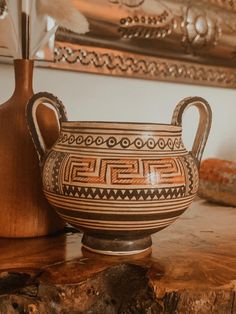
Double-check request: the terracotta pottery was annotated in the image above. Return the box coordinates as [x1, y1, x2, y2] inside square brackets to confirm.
[0, 60, 64, 238]
[27, 93, 212, 255]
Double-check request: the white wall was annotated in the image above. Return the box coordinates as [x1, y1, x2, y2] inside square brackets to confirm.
[1, 62, 236, 160]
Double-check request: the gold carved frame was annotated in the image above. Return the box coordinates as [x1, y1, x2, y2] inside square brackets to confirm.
[5, 0, 236, 88]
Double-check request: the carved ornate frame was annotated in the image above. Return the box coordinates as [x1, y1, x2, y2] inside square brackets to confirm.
[3, 0, 236, 88]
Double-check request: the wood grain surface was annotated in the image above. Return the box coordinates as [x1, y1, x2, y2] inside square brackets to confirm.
[0, 199, 235, 313]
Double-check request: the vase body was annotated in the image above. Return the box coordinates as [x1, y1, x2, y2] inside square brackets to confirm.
[0, 60, 64, 237]
[27, 93, 212, 255]
[43, 122, 199, 255]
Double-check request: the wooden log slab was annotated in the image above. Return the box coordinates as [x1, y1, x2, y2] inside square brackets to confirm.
[199, 158, 236, 206]
[0, 199, 235, 313]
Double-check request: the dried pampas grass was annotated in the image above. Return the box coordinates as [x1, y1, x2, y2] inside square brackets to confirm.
[38, 0, 89, 35]
[0, 0, 89, 59]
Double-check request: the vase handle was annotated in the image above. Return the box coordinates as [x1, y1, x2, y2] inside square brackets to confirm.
[171, 96, 212, 168]
[26, 92, 68, 162]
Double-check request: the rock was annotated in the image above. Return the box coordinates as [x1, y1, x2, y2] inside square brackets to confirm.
[199, 158, 236, 206]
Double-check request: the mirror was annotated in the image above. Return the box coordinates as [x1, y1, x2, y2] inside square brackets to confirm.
[3, 0, 236, 88]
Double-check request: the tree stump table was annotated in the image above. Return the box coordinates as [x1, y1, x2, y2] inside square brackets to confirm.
[0, 199, 235, 313]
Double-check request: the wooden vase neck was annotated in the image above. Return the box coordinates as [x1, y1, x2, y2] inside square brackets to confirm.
[13, 59, 34, 98]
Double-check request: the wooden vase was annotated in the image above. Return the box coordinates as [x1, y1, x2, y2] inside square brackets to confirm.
[0, 59, 64, 238]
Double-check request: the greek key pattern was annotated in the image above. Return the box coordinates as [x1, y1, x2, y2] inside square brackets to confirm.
[62, 157, 185, 187]
[57, 133, 185, 151]
[43, 150, 197, 235]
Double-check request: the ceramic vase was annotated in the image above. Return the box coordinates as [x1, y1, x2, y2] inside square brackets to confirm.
[27, 93, 212, 254]
[0, 60, 64, 237]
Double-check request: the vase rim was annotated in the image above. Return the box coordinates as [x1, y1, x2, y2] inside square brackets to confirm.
[61, 121, 182, 132]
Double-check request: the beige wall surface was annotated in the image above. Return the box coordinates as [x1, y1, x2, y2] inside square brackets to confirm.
[1, 63, 236, 160]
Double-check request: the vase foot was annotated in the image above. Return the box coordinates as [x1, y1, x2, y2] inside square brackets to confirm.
[82, 233, 152, 256]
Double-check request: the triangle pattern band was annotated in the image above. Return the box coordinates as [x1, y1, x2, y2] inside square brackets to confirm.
[62, 185, 186, 201]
